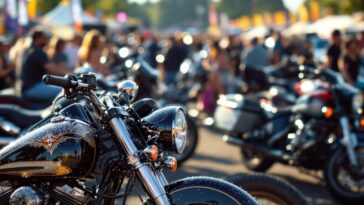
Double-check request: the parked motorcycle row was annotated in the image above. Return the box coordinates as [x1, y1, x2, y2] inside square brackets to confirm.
[214, 63, 364, 204]
[3, 41, 363, 205]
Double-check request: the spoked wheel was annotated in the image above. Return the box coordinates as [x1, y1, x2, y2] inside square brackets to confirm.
[174, 116, 199, 165]
[324, 147, 364, 204]
[226, 173, 308, 205]
[240, 148, 274, 172]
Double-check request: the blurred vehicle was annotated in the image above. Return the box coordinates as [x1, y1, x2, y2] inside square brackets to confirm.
[214, 68, 364, 204]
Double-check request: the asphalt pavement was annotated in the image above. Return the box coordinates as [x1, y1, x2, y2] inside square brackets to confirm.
[124, 127, 343, 205]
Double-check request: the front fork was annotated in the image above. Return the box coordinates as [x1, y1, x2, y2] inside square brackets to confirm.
[109, 117, 170, 205]
[340, 117, 359, 167]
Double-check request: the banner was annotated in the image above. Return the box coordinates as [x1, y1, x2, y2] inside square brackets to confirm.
[310, 0, 320, 21]
[18, 0, 28, 26]
[299, 4, 309, 22]
[72, 0, 83, 31]
[239, 16, 250, 30]
[208, 2, 218, 27]
[274, 11, 286, 27]
[253, 14, 264, 27]
[263, 13, 273, 27]
[5, 0, 18, 34]
[27, 0, 37, 20]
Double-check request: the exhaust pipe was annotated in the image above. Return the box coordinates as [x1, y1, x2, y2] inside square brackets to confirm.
[222, 135, 291, 161]
[0, 137, 16, 146]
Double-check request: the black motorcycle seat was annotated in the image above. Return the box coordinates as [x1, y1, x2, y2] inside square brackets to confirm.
[0, 95, 29, 108]
[0, 104, 44, 128]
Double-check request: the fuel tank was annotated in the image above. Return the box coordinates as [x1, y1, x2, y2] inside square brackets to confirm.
[0, 107, 96, 178]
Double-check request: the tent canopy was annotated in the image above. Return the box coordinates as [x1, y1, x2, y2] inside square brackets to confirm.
[41, 1, 99, 26]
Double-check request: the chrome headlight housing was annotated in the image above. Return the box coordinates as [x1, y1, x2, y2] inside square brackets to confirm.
[142, 106, 187, 154]
[352, 93, 364, 113]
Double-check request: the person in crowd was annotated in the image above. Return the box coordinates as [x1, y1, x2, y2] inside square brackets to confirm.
[76, 30, 110, 77]
[326, 29, 342, 72]
[339, 38, 361, 86]
[0, 41, 15, 90]
[271, 32, 284, 64]
[47, 37, 68, 71]
[357, 31, 364, 51]
[64, 33, 82, 71]
[11, 37, 31, 95]
[147, 36, 161, 68]
[17, 29, 69, 100]
[298, 40, 316, 68]
[163, 35, 188, 85]
[243, 37, 269, 70]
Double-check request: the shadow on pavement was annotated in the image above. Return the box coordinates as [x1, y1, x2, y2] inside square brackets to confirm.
[273, 174, 343, 205]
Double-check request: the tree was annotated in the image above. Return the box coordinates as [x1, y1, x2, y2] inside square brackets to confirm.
[315, 0, 364, 14]
[217, 0, 286, 19]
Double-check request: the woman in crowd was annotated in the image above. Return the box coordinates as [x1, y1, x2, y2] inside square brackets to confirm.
[0, 41, 15, 90]
[76, 30, 110, 77]
[339, 38, 361, 86]
[47, 37, 68, 71]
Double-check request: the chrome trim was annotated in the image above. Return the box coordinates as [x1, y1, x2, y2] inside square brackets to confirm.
[106, 95, 170, 205]
[340, 117, 358, 166]
[0, 118, 20, 135]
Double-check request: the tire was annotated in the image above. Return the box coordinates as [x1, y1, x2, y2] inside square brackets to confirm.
[240, 148, 274, 172]
[166, 176, 259, 205]
[174, 116, 199, 165]
[226, 173, 308, 205]
[324, 147, 364, 204]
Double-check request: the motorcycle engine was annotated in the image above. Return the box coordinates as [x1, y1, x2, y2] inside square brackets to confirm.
[3, 184, 89, 205]
[50, 185, 90, 204]
[288, 118, 319, 151]
[9, 186, 44, 205]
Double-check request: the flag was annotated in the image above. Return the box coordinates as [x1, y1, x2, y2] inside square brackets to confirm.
[274, 11, 286, 27]
[299, 4, 309, 22]
[310, 0, 320, 21]
[18, 0, 28, 26]
[28, 0, 37, 20]
[72, 0, 82, 31]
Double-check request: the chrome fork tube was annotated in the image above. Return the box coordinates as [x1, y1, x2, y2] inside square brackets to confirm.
[109, 117, 170, 205]
[340, 117, 358, 166]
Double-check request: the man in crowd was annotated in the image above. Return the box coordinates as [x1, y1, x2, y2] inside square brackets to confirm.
[17, 29, 69, 100]
[326, 29, 342, 72]
[244, 37, 269, 70]
[163, 35, 188, 85]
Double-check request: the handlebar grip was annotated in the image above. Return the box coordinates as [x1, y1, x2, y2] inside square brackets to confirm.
[42, 74, 73, 88]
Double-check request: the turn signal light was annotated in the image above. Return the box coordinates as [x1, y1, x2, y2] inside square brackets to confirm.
[360, 118, 364, 127]
[164, 157, 177, 172]
[144, 145, 159, 161]
[322, 107, 334, 119]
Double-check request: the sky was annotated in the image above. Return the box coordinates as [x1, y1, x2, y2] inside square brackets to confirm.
[128, 0, 306, 12]
[282, 0, 306, 12]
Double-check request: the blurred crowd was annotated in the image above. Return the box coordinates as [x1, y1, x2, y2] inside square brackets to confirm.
[0, 27, 364, 113]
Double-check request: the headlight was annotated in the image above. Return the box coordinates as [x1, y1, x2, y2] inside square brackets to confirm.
[352, 93, 364, 112]
[172, 110, 187, 153]
[142, 106, 187, 154]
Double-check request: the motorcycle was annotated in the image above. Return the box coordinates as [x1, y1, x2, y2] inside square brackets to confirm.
[214, 69, 364, 204]
[0, 51, 199, 165]
[0, 73, 258, 205]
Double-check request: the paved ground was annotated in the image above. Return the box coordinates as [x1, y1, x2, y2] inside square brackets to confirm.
[124, 127, 343, 205]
